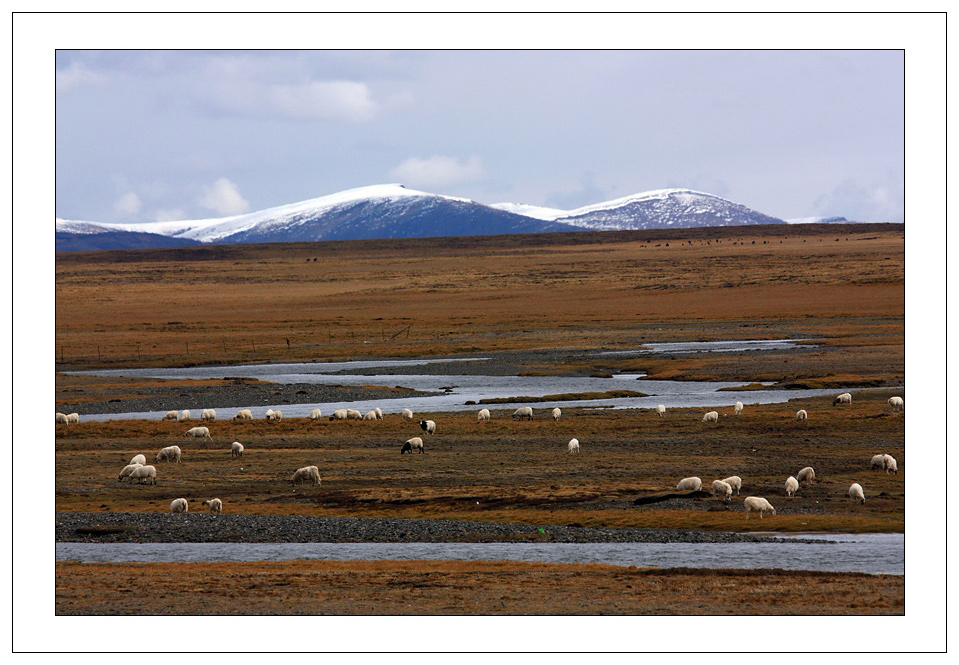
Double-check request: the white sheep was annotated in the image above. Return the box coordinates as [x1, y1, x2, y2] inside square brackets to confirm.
[870, 454, 886, 470]
[162, 410, 178, 421]
[883, 454, 898, 475]
[849, 483, 865, 504]
[512, 407, 533, 421]
[231, 441, 245, 457]
[785, 476, 799, 497]
[797, 466, 816, 484]
[272, 410, 283, 421]
[796, 409, 808, 422]
[733, 401, 744, 415]
[702, 411, 719, 423]
[265, 409, 275, 420]
[346, 409, 363, 420]
[310, 408, 323, 420]
[66, 413, 80, 424]
[117, 463, 143, 482]
[419, 419, 436, 435]
[291, 465, 321, 486]
[375, 408, 384, 420]
[711, 479, 733, 502]
[156, 445, 183, 463]
[402, 408, 414, 420]
[201, 408, 217, 421]
[676, 477, 702, 491]
[743, 496, 776, 519]
[721, 475, 742, 496]
[401, 437, 425, 454]
[329, 409, 348, 421]
[184, 426, 211, 440]
[129, 454, 147, 466]
[170, 498, 188, 513]
[129, 465, 157, 485]
[888, 396, 904, 411]
[552, 407, 562, 422]
[177, 410, 191, 421]
[363, 411, 378, 421]
[567, 438, 580, 453]
[234, 409, 253, 421]
[833, 392, 852, 406]
[656, 404, 666, 417]
[56, 412, 68, 424]
[202, 498, 223, 514]
[477, 408, 491, 421]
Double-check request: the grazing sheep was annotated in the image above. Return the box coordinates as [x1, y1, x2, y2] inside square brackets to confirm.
[797, 466, 816, 484]
[117, 463, 143, 482]
[184, 426, 211, 440]
[129, 454, 147, 466]
[402, 409, 414, 420]
[711, 479, 733, 502]
[265, 409, 274, 420]
[310, 408, 323, 420]
[567, 438, 580, 453]
[329, 409, 348, 421]
[66, 413, 80, 424]
[676, 477, 702, 491]
[656, 404, 666, 418]
[401, 437, 425, 454]
[162, 410, 179, 421]
[56, 412, 69, 424]
[870, 454, 886, 470]
[177, 410, 191, 421]
[833, 392, 852, 406]
[290, 465, 321, 487]
[233, 409, 253, 421]
[785, 476, 799, 497]
[273, 410, 283, 421]
[170, 498, 188, 514]
[888, 396, 904, 411]
[156, 445, 183, 463]
[202, 498, 223, 514]
[346, 409, 363, 420]
[733, 401, 744, 415]
[882, 454, 898, 475]
[375, 408, 384, 420]
[552, 407, 562, 422]
[702, 411, 719, 423]
[849, 483, 865, 504]
[419, 419, 436, 435]
[796, 409, 808, 422]
[129, 465, 157, 485]
[363, 411, 378, 421]
[743, 496, 776, 519]
[201, 409, 217, 421]
[722, 476, 742, 496]
[231, 441, 244, 457]
[477, 408, 491, 421]
[512, 407, 533, 421]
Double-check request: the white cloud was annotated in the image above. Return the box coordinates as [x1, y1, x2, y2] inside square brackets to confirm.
[814, 176, 904, 223]
[154, 208, 186, 222]
[55, 61, 103, 93]
[389, 155, 485, 190]
[267, 81, 377, 122]
[113, 192, 141, 216]
[198, 178, 250, 216]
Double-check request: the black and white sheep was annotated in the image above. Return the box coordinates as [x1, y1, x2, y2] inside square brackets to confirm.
[702, 411, 719, 423]
[567, 438, 580, 453]
[797, 466, 816, 484]
[202, 498, 223, 514]
[183, 426, 211, 440]
[676, 477, 702, 491]
[785, 476, 799, 497]
[743, 496, 776, 519]
[170, 498, 188, 513]
[512, 407, 533, 421]
[156, 445, 183, 463]
[833, 392, 852, 406]
[849, 483, 865, 504]
[231, 441, 244, 457]
[419, 419, 436, 435]
[290, 465, 321, 486]
[401, 437, 425, 454]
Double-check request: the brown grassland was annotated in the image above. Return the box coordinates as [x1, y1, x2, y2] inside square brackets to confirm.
[55, 224, 905, 617]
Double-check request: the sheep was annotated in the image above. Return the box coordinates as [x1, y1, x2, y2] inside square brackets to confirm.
[402, 409, 414, 420]
[201, 408, 217, 421]
[796, 409, 808, 422]
[170, 498, 188, 513]
[849, 483, 865, 504]
[56, 412, 68, 424]
[711, 479, 733, 502]
[202, 498, 223, 514]
[870, 454, 886, 470]
[785, 476, 799, 497]
[552, 407, 562, 422]
[721, 475, 742, 496]
[375, 408, 384, 420]
[177, 410, 191, 421]
[512, 407, 533, 421]
[363, 411, 378, 421]
[656, 404, 666, 417]
[329, 409, 348, 421]
[184, 426, 211, 440]
[882, 454, 898, 475]
[676, 477, 702, 491]
[346, 409, 362, 420]
[233, 409, 253, 421]
[401, 437, 425, 454]
[567, 438, 580, 453]
[129, 465, 157, 485]
[162, 410, 179, 421]
[797, 466, 816, 484]
[156, 445, 183, 463]
[272, 410, 283, 421]
[477, 408, 491, 421]
[129, 454, 147, 466]
[743, 496, 776, 519]
[833, 392, 852, 406]
[66, 413, 80, 424]
[733, 401, 744, 415]
[117, 463, 143, 482]
[265, 409, 275, 420]
[702, 411, 719, 423]
[310, 408, 323, 420]
[888, 396, 904, 411]
[290, 465, 321, 486]
[419, 419, 436, 435]
[231, 441, 244, 457]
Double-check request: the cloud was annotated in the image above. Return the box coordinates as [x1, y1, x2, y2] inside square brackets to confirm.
[113, 192, 141, 217]
[266, 80, 378, 122]
[389, 155, 485, 190]
[198, 178, 250, 216]
[55, 61, 103, 93]
[814, 176, 904, 223]
[545, 172, 613, 210]
[154, 208, 186, 223]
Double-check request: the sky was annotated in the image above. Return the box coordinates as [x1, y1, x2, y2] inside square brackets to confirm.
[55, 47, 905, 224]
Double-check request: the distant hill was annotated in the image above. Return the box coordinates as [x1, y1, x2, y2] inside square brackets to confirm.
[56, 230, 204, 252]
